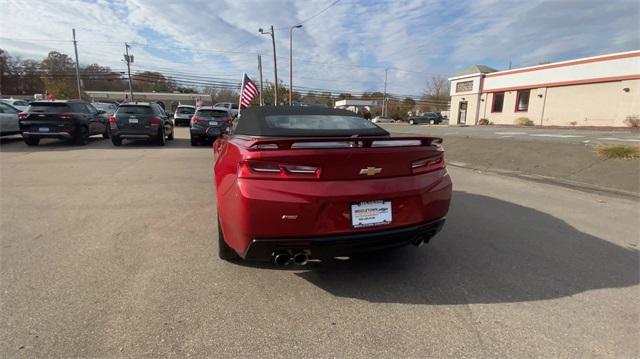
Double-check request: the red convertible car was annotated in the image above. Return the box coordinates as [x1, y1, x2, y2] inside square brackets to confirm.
[213, 107, 452, 265]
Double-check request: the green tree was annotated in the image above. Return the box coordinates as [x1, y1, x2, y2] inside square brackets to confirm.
[40, 51, 77, 98]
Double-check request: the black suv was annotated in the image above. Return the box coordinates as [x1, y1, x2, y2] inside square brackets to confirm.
[109, 102, 174, 146]
[190, 107, 232, 146]
[407, 112, 443, 125]
[19, 100, 109, 146]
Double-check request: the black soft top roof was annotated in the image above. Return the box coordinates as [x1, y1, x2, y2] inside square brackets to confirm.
[234, 106, 390, 137]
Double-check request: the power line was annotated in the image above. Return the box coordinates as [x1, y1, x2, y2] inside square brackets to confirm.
[275, 0, 342, 29]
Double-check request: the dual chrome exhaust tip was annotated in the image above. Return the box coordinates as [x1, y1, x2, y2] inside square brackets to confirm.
[273, 251, 309, 266]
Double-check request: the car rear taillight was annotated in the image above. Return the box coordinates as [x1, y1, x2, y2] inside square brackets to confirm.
[151, 117, 161, 125]
[191, 116, 204, 125]
[223, 116, 232, 124]
[60, 113, 76, 120]
[18, 112, 28, 121]
[108, 116, 117, 124]
[238, 160, 321, 180]
[411, 154, 445, 174]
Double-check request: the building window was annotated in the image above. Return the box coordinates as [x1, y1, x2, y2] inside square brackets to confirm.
[515, 90, 530, 112]
[491, 92, 504, 112]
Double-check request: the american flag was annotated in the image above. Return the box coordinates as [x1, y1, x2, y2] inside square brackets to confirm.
[239, 73, 259, 109]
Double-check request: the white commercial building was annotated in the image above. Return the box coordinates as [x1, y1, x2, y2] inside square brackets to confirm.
[448, 51, 640, 127]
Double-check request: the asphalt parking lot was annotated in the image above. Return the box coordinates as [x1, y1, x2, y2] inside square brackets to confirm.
[1, 128, 639, 357]
[380, 123, 640, 145]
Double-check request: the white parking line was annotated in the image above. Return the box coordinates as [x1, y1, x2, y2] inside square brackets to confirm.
[529, 134, 585, 138]
[495, 132, 528, 135]
[597, 137, 640, 142]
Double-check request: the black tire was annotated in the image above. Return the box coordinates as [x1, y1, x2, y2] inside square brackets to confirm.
[75, 126, 90, 145]
[218, 215, 240, 261]
[111, 136, 122, 146]
[156, 129, 166, 146]
[102, 127, 110, 139]
[24, 137, 40, 146]
[191, 137, 198, 146]
[167, 125, 174, 140]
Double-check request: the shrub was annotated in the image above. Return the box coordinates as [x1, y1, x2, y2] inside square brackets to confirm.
[594, 145, 640, 159]
[478, 118, 490, 125]
[624, 115, 640, 127]
[570, 121, 577, 126]
[515, 117, 533, 126]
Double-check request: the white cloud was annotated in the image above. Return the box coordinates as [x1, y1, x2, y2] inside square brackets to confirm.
[1, 0, 638, 96]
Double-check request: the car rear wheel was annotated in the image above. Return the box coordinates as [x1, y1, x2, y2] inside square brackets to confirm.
[75, 126, 90, 145]
[218, 215, 239, 261]
[111, 136, 122, 146]
[167, 125, 174, 140]
[156, 129, 166, 146]
[409, 119, 415, 125]
[429, 119, 435, 125]
[24, 137, 40, 146]
[102, 127, 110, 139]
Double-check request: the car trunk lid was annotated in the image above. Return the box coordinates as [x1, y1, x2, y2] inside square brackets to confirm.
[238, 136, 444, 180]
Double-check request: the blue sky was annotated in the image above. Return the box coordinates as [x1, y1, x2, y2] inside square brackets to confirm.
[1, 0, 638, 96]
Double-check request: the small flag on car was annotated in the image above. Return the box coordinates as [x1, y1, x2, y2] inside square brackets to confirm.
[239, 73, 259, 110]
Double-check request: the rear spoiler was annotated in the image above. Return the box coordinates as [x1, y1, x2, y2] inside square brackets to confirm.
[236, 135, 443, 150]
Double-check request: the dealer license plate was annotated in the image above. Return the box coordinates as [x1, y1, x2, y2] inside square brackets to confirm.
[39, 127, 49, 132]
[351, 200, 392, 228]
[209, 121, 218, 126]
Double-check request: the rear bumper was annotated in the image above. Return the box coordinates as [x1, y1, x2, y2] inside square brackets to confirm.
[190, 126, 222, 138]
[22, 131, 72, 139]
[175, 118, 191, 125]
[111, 129, 158, 139]
[242, 217, 446, 260]
[217, 169, 452, 256]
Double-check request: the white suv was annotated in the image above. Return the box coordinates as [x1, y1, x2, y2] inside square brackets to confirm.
[213, 102, 239, 117]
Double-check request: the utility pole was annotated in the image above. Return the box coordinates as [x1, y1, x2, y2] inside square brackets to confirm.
[72, 28, 82, 100]
[124, 43, 134, 102]
[382, 68, 388, 117]
[258, 54, 264, 106]
[259, 26, 278, 105]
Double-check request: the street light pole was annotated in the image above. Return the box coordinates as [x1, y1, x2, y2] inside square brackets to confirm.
[382, 68, 388, 117]
[259, 26, 278, 106]
[289, 24, 302, 106]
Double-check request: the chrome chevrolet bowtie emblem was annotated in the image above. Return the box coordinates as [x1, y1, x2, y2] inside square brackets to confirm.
[360, 167, 382, 176]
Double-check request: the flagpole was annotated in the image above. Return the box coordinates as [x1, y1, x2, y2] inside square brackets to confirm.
[258, 55, 264, 106]
[238, 72, 245, 116]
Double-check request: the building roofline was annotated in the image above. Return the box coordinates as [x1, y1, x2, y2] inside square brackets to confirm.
[448, 72, 486, 81]
[486, 50, 640, 78]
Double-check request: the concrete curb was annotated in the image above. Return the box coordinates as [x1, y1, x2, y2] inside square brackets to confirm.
[447, 162, 639, 199]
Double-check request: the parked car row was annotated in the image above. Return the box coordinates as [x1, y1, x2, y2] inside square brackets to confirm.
[2, 99, 236, 148]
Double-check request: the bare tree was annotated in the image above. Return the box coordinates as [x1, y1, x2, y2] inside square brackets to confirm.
[422, 74, 450, 112]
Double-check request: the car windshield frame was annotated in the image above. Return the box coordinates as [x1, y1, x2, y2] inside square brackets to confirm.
[27, 102, 71, 113]
[116, 105, 154, 115]
[176, 107, 195, 115]
[196, 109, 229, 117]
[234, 107, 390, 137]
